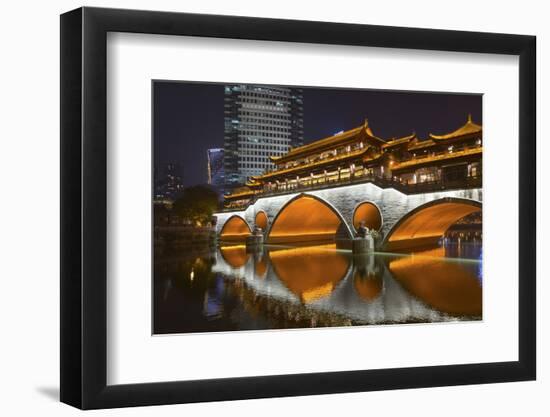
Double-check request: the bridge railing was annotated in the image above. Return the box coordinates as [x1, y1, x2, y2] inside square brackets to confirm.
[221, 174, 482, 211]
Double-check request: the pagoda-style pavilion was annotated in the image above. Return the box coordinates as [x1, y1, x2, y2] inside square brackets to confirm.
[223, 115, 482, 210]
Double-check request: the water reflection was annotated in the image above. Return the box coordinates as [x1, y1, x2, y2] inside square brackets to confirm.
[154, 241, 482, 334]
[388, 247, 482, 316]
[219, 245, 249, 268]
[269, 245, 350, 303]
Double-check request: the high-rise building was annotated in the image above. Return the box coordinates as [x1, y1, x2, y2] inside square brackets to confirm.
[223, 84, 304, 189]
[207, 148, 225, 191]
[154, 162, 184, 202]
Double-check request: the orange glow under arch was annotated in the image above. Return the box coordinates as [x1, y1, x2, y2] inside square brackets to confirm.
[255, 211, 268, 231]
[219, 216, 252, 242]
[384, 198, 481, 251]
[353, 202, 382, 231]
[267, 195, 351, 244]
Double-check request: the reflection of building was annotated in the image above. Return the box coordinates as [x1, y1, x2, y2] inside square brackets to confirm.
[224, 115, 482, 210]
[223, 84, 304, 190]
[207, 148, 225, 191]
[445, 211, 482, 241]
[154, 162, 184, 202]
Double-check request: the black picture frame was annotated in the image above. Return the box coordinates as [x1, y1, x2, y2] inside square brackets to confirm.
[60, 6, 536, 410]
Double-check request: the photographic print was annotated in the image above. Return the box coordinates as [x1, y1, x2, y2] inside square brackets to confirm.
[153, 82, 482, 335]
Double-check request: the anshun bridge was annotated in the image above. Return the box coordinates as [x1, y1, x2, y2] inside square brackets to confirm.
[214, 115, 482, 251]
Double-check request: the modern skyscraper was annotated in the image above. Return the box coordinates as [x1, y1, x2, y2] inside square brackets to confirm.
[206, 148, 225, 191]
[154, 162, 184, 202]
[223, 84, 304, 189]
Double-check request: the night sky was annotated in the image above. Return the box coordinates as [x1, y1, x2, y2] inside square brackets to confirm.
[153, 81, 482, 187]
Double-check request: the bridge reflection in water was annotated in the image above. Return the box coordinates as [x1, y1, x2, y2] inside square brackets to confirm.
[153, 241, 482, 334]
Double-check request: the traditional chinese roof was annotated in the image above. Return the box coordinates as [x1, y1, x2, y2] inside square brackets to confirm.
[254, 147, 382, 181]
[392, 147, 482, 172]
[408, 138, 436, 151]
[245, 180, 262, 187]
[224, 189, 255, 200]
[270, 119, 385, 165]
[382, 133, 416, 149]
[429, 114, 482, 140]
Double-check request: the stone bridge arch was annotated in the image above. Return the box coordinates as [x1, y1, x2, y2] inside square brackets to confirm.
[255, 210, 269, 231]
[266, 193, 354, 244]
[352, 201, 383, 232]
[214, 183, 482, 249]
[382, 197, 482, 251]
[219, 214, 252, 242]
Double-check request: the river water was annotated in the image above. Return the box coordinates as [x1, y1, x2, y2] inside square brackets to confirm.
[153, 241, 482, 334]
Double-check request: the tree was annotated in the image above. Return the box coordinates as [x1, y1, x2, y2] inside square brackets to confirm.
[172, 185, 219, 226]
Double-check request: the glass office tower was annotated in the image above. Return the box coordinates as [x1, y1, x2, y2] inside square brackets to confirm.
[223, 84, 304, 190]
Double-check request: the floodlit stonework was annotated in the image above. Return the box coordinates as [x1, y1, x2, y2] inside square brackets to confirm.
[214, 182, 482, 247]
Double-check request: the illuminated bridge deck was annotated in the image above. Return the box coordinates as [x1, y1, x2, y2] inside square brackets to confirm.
[214, 180, 482, 252]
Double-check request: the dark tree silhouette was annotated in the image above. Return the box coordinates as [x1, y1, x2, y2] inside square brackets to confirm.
[172, 185, 219, 226]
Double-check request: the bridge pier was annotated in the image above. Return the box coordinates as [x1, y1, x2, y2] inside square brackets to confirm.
[245, 234, 263, 251]
[352, 236, 375, 254]
[245, 226, 264, 252]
